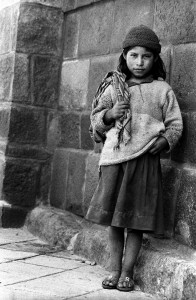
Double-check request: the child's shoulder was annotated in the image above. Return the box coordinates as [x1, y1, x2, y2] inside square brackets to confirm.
[151, 79, 172, 92]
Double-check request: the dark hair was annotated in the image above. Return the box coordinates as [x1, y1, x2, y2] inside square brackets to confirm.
[117, 47, 166, 80]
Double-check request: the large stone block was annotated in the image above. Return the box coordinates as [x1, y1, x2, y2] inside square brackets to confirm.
[111, 0, 154, 52]
[154, 0, 196, 45]
[172, 112, 196, 164]
[63, 12, 80, 59]
[78, 1, 114, 56]
[50, 149, 70, 209]
[65, 150, 87, 216]
[12, 53, 31, 104]
[32, 55, 61, 108]
[16, 3, 64, 55]
[87, 54, 119, 109]
[58, 113, 80, 149]
[171, 44, 196, 111]
[175, 168, 196, 248]
[161, 162, 182, 237]
[2, 158, 38, 207]
[81, 113, 94, 150]
[83, 152, 99, 215]
[9, 106, 46, 145]
[0, 53, 15, 102]
[59, 59, 90, 110]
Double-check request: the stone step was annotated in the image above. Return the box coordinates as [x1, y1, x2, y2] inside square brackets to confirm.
[25, 206, 196, 300]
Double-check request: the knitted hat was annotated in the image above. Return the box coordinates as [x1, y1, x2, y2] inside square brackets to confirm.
[122, 25, 161, 54]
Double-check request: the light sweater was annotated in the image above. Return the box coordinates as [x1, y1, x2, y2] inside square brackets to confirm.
[91, 79, 183, 166]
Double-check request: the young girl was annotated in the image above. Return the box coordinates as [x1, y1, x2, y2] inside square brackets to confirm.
[85, 25, 183, 292]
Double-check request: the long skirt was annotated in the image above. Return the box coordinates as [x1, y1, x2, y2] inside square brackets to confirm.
[85, 152, 164, 235]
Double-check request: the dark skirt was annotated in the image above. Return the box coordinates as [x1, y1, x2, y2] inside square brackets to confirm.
[85, 153, 164, 235]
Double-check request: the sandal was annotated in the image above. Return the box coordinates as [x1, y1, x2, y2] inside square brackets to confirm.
[102, 274, 119, 289]
[117, 276, 134, 292]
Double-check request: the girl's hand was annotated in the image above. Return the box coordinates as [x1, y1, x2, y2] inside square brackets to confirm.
[104, 102, 130, 125]
[149, 137, 169, 155]
[110, 102, 130, 120]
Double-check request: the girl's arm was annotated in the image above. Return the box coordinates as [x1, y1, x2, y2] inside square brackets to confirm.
[90, 85, 114, 142]
[160, 89, 183, 151]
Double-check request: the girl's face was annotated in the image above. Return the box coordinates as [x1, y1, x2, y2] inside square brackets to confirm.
[124, 46, 155, 81]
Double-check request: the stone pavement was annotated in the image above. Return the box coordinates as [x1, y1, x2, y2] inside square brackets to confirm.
[0, 227, 159, 300]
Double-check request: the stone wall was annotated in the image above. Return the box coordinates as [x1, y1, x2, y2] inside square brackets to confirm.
[50, 0, 196, 249]
[0, 0, 64, 221]
[1, 0, 196, 248]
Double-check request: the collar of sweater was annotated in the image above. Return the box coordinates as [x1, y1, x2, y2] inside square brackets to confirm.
[127, 75, 154, 87]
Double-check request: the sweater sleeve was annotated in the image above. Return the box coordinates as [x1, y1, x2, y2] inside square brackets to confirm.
[161, 89, 183, 151]
[90, 85, 114, 142]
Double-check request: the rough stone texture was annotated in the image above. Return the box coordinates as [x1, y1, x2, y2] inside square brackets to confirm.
[65, 150, 87, 216]
[58, 113, 80, 149]
[50, 149, 70, 209]
[62, 0, 76, 12]
[1, 206, 28, 227]
[0, 53, 15, 102]
[172, 112, 196, 164]
[0, 156, 6, 199]
[5, 144, 51, 160]
[26, 206, 196, 300]
[50, 150, 99, 215]
[63, 0, 102, 11]
[0, 4, 19, 54]
[32, 55, 61, 108]
[154, 0, 196, 45]
[0, 6, 12, 54]
[83, 153, 99, 215]
[160, 46, 171, 83]
[78, 1, 114, 56]
[161, 162, 182, 237]
[12, 53, 30, 104]
[20, 0, 64, 9]
[37, 159, 52, 206]
[111, 0, 154, 52]
[26, 206, 83, 247]
[81, 113, 94, 150]
[63, 12, 80, 59]
[135, 244, 196, 300]
[59, 59, 90, 111]
[46, 112, 60, 152]
[75, 0, 95, 8]
[175, 168, 196, 248]
[2, 158, 38, 207]
[0, 104, 11, 139]
[8, 106, 46, 145]
[73, 225, 110, 268]
[87, 54, 119, 109]
[94, 142, 103, 154]
[16, 3, 64, 55]
[171, 44, 196, 111]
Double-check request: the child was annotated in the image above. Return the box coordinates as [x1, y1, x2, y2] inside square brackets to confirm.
[85, 25, 183, 292]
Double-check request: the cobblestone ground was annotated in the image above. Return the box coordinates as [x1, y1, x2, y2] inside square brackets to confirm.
[0, 228, 161, 300]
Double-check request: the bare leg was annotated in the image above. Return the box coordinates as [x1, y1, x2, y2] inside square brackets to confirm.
[102, 226, 124, 288]
[118, 229, 143, 290]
